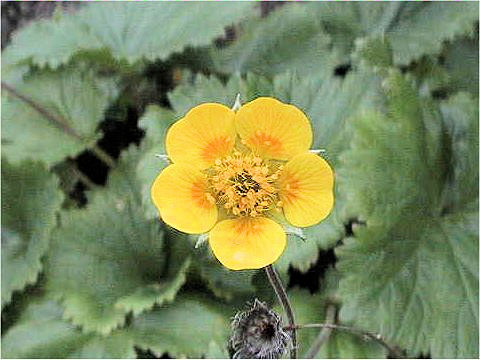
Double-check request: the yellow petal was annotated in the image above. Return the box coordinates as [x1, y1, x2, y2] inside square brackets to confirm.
[151, 164, 217, 234]
[278, 152, 334, 227]
[209, 217, 286, 270]
[166, 103, 236, 169]
[235, 97, 313, 160]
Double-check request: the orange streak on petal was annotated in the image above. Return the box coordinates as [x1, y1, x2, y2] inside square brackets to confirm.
[281, 173, 300, 204]
[201, 136, 233, 163]
[232, 217, 262, 238]
[190, 181, 214, 209]
[248, 132, 283, 157]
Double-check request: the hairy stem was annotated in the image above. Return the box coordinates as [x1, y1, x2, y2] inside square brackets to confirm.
[91, 145, 116, 168]
[285, 323, 403, 358]
[305, 304, 336, 358]
[2, 81, 116, 168]
[265, 265, 297, 359]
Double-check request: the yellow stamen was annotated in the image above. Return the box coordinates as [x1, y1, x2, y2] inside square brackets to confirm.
[206, 193, 216, 204]
[208, 152, 282, 217]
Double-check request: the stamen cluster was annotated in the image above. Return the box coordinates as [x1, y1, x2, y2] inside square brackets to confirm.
[209, 152, 282, 217]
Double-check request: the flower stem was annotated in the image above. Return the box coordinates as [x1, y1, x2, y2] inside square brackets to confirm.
[304, 304, 336, 358]
[284, 323, 403, 358]
[265, 265, 297, 359]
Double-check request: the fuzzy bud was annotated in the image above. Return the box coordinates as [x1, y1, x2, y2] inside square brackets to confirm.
[228, 299, 290, 359]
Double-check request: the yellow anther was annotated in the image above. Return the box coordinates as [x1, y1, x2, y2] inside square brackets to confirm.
[208, 152, 280, 217]
[206, 193, 216, 204]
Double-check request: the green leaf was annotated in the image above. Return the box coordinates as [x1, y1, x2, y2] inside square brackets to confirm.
[336, 72, 479, 358]
[1, 298, 134, 358]
[80, 2, 256, 64]
[212, 3, 342, 77]
[216, 2, 479, 76]
[206, 340, 230, 359]
[0, 58, 30, 87]
[2, 68, 117, 167]
[45, 147, 189, 334]
[440, 93, 479, 213]
[272, 70, 385, 159]
[387, 2, 479, 65]
[115, 257, 190, 317]
[317, 331, 388, 359]
[320, 2, 478, 65]
[132, 294, 230, 358]
[2, 15, 100, 69]
[443, 35, 479, 96]
[274, 212, 344, 274]
[353, 36, 393, 71]
[3, 2, 256, 68]
[1, 160, 63, 308]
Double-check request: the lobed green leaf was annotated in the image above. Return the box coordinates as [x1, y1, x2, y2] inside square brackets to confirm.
[336, 71, 479, 358]
[131, 294, 231, 358]
[1, 299, 134, 358]
[3, 2, 256, 68]
[45, 147, 189, 334]
[212, 3, 341, 77]
[213, 2, 479, 77]
[2, 68, 117, 167]
[1, 160, 63, 307]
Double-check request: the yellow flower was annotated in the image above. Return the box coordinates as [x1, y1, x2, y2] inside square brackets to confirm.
[151, 97, 334, 270]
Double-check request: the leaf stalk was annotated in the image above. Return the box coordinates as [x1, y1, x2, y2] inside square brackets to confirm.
[304, 304, 336, 358]
[284, 322, 403, 358]
[2, 81, 116, 168]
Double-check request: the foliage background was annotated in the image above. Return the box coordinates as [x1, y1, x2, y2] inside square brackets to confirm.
[1, 1, 478, 358]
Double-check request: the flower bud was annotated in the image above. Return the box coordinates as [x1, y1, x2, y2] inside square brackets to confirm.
[228, 299, 290, 359]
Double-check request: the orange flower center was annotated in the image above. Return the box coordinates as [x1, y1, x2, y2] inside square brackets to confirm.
[209, 151, 283, 217]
